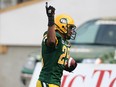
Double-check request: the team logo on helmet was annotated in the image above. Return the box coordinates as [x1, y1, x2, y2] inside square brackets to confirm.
[60, 18, 68, 24]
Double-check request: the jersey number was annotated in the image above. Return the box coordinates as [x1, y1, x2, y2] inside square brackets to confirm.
[58, 46, 70, 65]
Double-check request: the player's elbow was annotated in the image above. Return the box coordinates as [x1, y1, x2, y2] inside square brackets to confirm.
[47, 39, 56, 47]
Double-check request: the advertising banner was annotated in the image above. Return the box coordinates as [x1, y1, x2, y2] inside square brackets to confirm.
[29, 63, 116, 87]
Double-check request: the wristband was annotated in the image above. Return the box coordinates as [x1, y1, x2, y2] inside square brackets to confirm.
[48, 16, 54, 27]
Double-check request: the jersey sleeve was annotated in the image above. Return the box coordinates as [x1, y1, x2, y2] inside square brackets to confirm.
[42, 31, 62, 47]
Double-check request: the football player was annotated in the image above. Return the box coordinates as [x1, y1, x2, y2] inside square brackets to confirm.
[36, 2, 77, 87]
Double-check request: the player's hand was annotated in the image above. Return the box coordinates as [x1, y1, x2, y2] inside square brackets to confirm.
[45, 2, 55, 26]
[45, 2, 55, 17]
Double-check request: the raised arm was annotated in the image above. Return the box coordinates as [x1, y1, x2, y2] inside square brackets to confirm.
[45, 2, 56, 47]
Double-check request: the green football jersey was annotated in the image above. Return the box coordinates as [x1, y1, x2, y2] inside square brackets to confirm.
[39, 32, 71, 86]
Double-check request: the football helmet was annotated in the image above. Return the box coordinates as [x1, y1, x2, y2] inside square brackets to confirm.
[55, 14, 77, 40]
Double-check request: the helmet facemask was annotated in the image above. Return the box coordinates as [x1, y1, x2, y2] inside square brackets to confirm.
[66, 24, 77, 40]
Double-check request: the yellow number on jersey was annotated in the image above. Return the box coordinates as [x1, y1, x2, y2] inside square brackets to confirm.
[58, 45, 70, 65]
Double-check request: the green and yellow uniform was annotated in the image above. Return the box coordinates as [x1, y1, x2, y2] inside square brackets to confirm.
[38, 32, 71, 87]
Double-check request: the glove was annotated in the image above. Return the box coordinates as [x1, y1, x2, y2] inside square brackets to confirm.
[45, 2, 55, 27]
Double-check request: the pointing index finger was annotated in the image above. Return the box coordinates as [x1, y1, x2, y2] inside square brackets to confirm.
[46, 2, 48, 8]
